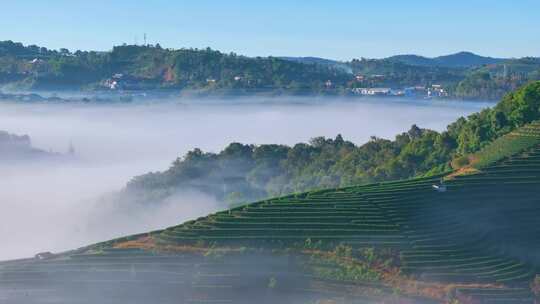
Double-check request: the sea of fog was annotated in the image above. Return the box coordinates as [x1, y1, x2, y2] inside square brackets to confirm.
[0, 97, 494, 260]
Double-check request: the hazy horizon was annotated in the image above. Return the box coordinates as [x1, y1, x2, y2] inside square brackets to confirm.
[2, 1, 539, 60]
[0, 40, 527, 62]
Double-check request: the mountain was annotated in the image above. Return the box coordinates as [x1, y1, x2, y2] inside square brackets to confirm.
[278, 56, 341, 66]
[1, 40, 538, 100]
[384, 54, 436, 67]
[435, 51, 505, 67]
[388, 51, 505, 68]
[0, 40, 351, 92]
[454, 57, 540, 100]
[281, 52, 505, 69]
[279, 56, 352, 73]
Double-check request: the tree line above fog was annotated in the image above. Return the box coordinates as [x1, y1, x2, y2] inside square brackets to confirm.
[126, 81, 540, 206]
[0, 130, 59, 161]
[0, 40, 539, 100]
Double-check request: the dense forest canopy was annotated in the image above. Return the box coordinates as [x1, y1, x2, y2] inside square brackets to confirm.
[0, 41, 349, 92]
[453, 58, 540, 100]
[0, 40, 539, 100]
[125, 81, 540, 206]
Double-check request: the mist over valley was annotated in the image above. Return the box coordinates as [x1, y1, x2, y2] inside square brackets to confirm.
[3, 1, 540, 302]
[0, 97, 492, 260]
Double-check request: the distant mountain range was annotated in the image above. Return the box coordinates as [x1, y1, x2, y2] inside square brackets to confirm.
[278, 56, 352, 73]
[386, 52, 506, 68]
[1, 40, 537, 100]
[278, 56, 341, 66]
[282, 52, 506, 69]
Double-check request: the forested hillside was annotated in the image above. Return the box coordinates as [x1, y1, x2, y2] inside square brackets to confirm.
[1, 40, 539, 100]
[348, 58, 465, 88]
[453, 58, 540, 100]
[388, 51, 504, 68]
[0, 41, 349, 92]
[126, 82, 540, 206]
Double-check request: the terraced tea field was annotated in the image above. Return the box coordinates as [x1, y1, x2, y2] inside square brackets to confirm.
[2, 122, 540, 303]
[0, 247, 438, 304]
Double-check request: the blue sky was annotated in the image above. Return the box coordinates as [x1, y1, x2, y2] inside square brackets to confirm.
[1, 1, 539, 60]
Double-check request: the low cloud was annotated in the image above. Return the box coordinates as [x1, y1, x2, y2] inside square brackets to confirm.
[0, 97, 493, 260]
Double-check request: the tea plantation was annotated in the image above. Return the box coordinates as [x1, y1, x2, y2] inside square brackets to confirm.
[2, 121, 540, 303]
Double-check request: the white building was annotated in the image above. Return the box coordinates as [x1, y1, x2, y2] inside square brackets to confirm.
[325, 80, 333, 88]
[427, 84, 448, 98]
[30, 58, 44, 64]
[353, 88, 392, 96]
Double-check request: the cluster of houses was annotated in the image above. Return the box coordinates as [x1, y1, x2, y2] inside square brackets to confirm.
[104, 73, 250, 90]
[352, 84, 448, 98]
[427, 84, 448, 98]
[101, 71, 449, 99]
